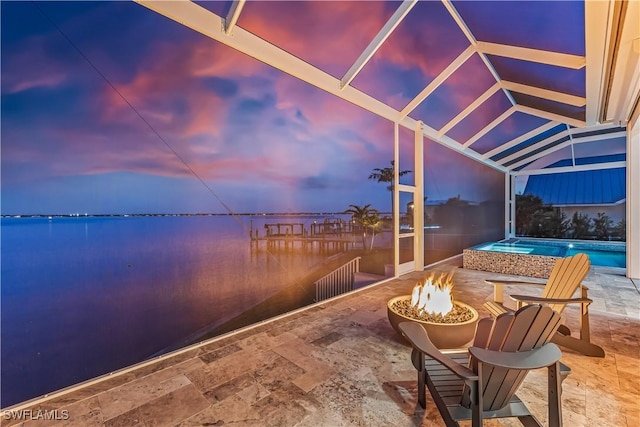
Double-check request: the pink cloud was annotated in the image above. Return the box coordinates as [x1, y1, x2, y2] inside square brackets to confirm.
[7, 74, 67, 94]
[6, 12, 394, 189]
[187, 39, 266, 80]
[2, 34, 70, 93]
[272, 74, 392, 157]
[238, 1, 392, 77]
[89, 4, 397, 185]
[187, 155, 306, 187]
[98, 34, 279, 141]
[33, 124, 192, 179]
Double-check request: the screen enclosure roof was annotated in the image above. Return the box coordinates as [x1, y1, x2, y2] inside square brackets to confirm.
[138, 0, 639, 176]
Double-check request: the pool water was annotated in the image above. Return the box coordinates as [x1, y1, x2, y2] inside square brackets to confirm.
[566, 248, 626, 268]
[473, 239, 626, 268]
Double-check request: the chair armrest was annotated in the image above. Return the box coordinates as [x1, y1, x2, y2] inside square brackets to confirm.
[485, 279, 547, 304]
[484, 279, 547, 287]
[509, 294, 593, 304]
[468, 344, 562, 370]
[399, 322, 477, 381]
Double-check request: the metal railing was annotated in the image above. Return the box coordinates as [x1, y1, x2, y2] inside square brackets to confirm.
[314, 257, 361, 302]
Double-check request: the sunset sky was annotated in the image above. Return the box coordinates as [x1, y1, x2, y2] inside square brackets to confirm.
[1, 1, 582, 215]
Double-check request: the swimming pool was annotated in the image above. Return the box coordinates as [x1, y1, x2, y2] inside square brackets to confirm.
[463, 238, 626, 278]
[473, 239, 626, 268]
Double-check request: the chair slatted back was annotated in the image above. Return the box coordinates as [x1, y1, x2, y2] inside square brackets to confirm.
[463, 305, 563, 411]
[541, 253, 590, 314]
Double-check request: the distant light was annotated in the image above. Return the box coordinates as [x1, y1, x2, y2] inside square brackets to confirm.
[568, 244, 574, 248]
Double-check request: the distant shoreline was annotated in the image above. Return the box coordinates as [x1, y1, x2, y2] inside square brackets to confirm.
[1, 212, 359, 219]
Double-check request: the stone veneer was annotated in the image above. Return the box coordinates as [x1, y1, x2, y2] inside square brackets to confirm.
[463, 249, 560, 278]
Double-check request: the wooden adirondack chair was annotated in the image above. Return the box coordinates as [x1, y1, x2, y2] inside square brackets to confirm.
[400, 304, 568, 427]
[483, 253, 605, 357]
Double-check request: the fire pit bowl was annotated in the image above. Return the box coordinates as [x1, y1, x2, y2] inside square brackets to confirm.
[387, 296, 479, 349]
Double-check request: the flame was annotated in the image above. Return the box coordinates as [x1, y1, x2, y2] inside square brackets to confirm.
[410, 272, 454, 316]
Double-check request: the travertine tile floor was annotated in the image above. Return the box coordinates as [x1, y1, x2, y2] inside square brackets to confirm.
[3, 263, 639, 426]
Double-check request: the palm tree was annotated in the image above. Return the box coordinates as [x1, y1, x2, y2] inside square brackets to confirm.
[361, 211, 382, 251]
[368, 160, 411, 214]
[344, 204, 380, 250]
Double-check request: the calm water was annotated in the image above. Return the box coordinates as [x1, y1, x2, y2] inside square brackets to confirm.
[1, 215, 338, 407]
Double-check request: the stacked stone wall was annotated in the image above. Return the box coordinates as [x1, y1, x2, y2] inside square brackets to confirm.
[463, 249, 559, 278]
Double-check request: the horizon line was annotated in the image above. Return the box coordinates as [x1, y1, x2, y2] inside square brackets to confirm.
[1, 212, 375, 218]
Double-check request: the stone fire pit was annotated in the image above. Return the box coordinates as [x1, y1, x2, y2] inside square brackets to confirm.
[387, 273, 479, 349]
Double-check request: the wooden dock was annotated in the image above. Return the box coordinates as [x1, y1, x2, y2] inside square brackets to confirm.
[249, 220, 361, 252]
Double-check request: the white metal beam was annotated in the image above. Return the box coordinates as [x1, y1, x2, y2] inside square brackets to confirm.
[420, 122, 508, 172]
[438, 82, 501, 136]
[340, 0, 417, 89]
[514, 105, 586, 127]
[498, 128, 570, 166]
[569, 130, 626, 144]
[501, 81, 586, 107]
[414, 120, 424, 271]
[476, 41, 586, 69]
[568, 124, 576, 166]
[505, 173, 516, 238]
[509, 174, 516, 237]
[463, 107, 516, 148]
[397, 184, 415, 193]
[441, 0, 516, 107]
[604, 0, 640, 124]
[570, 122, 627, 135]
[482, 121, 559, 159]
[224, 0, 245, 35]
[500, 126, 625, 168]
[504, 173, 510, 238]
[506, 138, 574, 171]
[393, 122, 400, 275]
[627, 106, 640, 279]
[399, 45, 475, 119]
[585, 0, 611, 125]
[512, 160, 626, 176]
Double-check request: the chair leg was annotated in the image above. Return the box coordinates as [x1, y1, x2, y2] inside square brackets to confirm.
[518, 416, 543, 427]
[418, 370, 426, 408]
[552, 332, 605, 357]
[552, 298, 604, 357]
[548, 361, 563, 427]
[471, 364, 483, 427]
[559, 362, 571, 391]
[579, 299, 591, 342]
[493, 283, 504, 303]
[416, 351, 426, 409]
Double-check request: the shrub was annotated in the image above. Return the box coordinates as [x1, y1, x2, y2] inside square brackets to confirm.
[570, 212, 591, 239]
[593, 212, 613, 240]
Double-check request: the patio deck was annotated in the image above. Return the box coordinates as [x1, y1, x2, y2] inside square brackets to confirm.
[4, 264, 639, 427]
